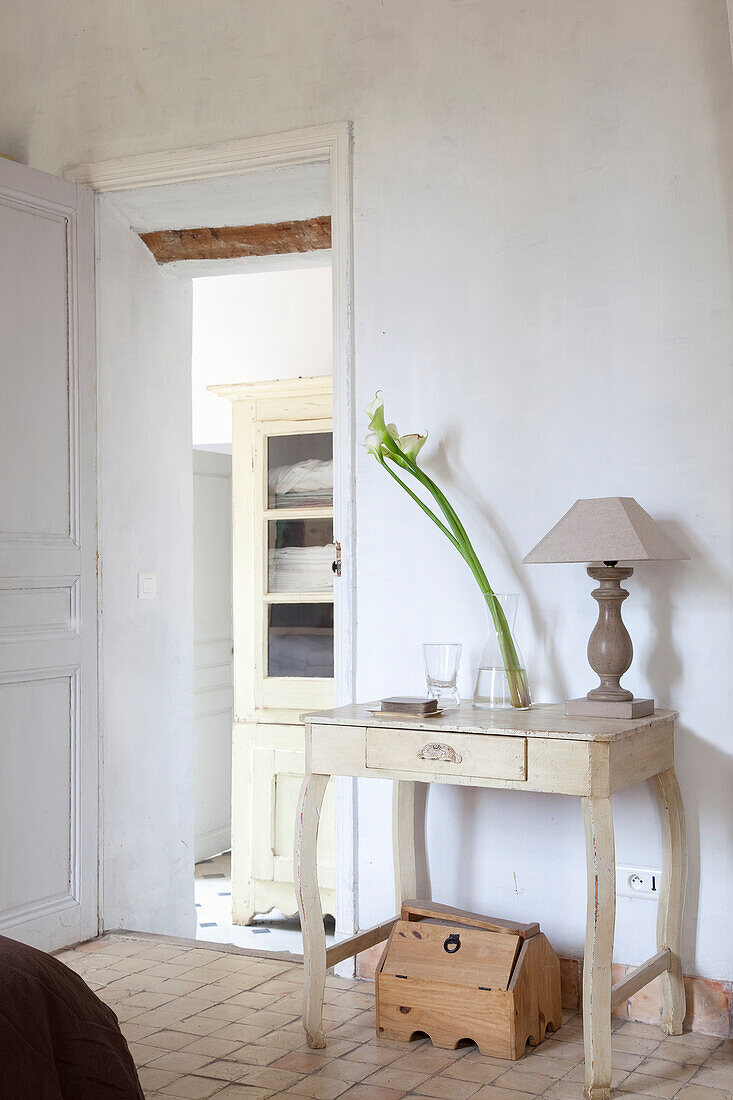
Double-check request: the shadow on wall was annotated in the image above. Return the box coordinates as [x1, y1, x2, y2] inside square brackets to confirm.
[633, 520, 732, 972]
[634, 520, 728, 708]
[427, 433, 569, 702]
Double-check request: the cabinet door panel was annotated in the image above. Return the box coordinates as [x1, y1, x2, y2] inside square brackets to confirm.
[251, 746, 335, 893]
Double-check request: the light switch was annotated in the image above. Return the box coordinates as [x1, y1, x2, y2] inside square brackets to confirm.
[138, 572, 156, 599]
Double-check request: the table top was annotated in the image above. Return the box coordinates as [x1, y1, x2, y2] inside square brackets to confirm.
[303, 701, 677, 742]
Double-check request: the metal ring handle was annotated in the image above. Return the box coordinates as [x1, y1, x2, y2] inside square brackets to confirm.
[443, 933, 461, 954]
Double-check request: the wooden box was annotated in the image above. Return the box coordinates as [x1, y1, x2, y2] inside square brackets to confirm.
[375, 900, 562, 1059]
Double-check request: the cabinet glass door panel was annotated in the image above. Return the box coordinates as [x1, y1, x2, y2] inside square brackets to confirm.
[267, 603, 334, 679]
[268, 517, 334, 594]
[267, 431, 333, 510]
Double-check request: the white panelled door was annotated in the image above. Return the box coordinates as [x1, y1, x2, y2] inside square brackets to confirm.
[0, 158, 98, 950]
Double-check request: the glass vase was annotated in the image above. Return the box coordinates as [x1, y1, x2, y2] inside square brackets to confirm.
[473, 593, 532, 710]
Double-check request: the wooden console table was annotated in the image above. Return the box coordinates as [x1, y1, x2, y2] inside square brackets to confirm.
[294, 703, 687, 1100]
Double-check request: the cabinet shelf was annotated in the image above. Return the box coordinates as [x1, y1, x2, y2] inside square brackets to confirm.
[263, 506, 333, 520]
[265, 592, 335, 604]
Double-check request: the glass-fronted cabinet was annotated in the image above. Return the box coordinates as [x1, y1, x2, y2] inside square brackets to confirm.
[210, 378, 335, 927]
[263, 425, 335, 695]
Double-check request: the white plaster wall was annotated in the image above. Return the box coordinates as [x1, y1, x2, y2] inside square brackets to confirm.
[97, 199, 195, 937]
[192, 265, 332, 447]
[3, 0, 732, 977]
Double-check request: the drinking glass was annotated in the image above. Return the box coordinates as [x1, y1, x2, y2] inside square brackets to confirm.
[422, 643, 462, 710]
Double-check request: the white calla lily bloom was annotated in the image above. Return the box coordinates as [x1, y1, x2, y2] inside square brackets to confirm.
[364, 431, 385, 456]
[365, 393, 384, 421]
[399, 433, 427, 461]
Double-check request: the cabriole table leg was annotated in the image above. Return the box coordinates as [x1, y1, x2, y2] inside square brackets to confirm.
[295, 771, 330, 1048]
[393, 780, 418, 907]
[582, 796, 616, 1100]
[653, 768, 688, 1034]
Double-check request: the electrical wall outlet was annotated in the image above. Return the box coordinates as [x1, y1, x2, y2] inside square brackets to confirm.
[616, 865, 660, 900]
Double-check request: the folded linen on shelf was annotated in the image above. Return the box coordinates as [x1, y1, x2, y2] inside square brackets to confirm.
[269, 544, 334, 592]
[269, 458, 333, 497]
[272, 490, 332, 508]
[269, 631, 333, 677]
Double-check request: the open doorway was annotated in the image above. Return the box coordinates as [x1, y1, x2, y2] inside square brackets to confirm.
[70, 126, 356, 958]
[192, 262, 335, 951]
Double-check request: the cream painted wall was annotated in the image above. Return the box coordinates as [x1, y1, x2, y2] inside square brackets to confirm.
[192, 264, 333, 447]
[97, 199, 195, 937]
[3, 0, 732, 977]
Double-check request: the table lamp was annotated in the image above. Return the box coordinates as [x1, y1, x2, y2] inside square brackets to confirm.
[524, 497, 688, 718]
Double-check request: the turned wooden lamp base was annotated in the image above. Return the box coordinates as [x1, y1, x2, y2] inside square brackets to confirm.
[565, 564, 654, 720]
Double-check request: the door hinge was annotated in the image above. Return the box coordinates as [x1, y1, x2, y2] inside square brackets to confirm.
[331, 541, 342, 578]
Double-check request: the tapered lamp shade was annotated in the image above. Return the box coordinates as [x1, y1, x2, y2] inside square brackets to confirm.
[523, 497, 688, 565]
[524, 497, 688, 719]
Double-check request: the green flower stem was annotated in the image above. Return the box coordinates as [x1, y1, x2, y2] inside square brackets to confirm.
[380, 449, 530, 709]
[378, 457, 461, 550]
[393, 455, 490, 589]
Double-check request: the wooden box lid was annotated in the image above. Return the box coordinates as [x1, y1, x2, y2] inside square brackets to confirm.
[382, 919, 521, 991]
[401, 899, 540, 940]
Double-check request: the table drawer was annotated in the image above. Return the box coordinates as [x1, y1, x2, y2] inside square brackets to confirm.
[366, 727, 527, 782]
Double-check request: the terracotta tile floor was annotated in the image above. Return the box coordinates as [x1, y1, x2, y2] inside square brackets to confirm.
[55, 935, 733, 1100]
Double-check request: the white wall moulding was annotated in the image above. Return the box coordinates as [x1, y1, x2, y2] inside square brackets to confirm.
[0, 576, 79, 645]
[0, 187, 79, 550]
[0, 667, 81, 931]
[64, 124, 348, 191]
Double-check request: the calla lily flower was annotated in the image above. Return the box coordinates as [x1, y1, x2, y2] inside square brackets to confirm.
[365, 393, 531, 709]
[365, 393, 400, 453]
[364, 431, 386, 456]
[399, 433, 427, 462]
[365, 393, 383, 421]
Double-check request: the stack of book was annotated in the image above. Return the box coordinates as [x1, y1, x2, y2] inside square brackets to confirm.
[378, 697, 440, 717]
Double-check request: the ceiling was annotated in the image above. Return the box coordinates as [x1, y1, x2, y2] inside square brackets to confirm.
[107, 160, 331, 234]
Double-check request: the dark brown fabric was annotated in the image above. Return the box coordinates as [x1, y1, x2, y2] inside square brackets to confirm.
[0, 935, 144, 1100]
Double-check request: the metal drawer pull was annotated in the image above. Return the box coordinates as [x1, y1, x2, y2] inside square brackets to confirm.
[417, 742, 462, 764]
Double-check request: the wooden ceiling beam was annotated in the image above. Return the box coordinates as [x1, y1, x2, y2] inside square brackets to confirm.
[140, 215, 331, 263]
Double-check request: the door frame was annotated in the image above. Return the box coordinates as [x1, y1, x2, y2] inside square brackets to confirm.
[65, 123, 359, 953]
